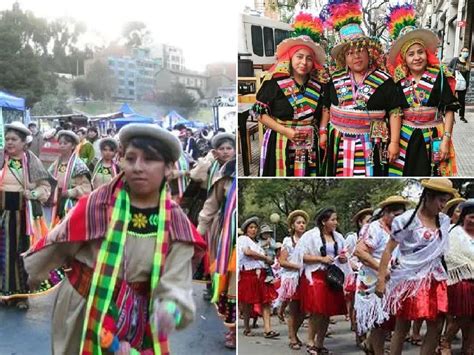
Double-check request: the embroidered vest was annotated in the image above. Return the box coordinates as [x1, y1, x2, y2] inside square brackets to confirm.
[276, 77, 322, 120]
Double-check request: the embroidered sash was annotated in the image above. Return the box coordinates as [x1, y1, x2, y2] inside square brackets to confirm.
[276, 78, 322, 120]
[400, 66, 439, 108]
[330, 105, 386, 135]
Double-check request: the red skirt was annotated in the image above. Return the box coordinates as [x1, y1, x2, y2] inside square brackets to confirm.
[238, 269, 278, 305]
[448, 280, 474, 317]
[397, 279, 448, 321]
[300, 270, 346, 316]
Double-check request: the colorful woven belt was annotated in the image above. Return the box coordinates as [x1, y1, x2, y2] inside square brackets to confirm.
[330, 105, 386, 135]
[402, 107, 442, 129]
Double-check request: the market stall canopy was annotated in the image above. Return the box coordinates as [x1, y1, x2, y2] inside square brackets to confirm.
[0, 91, 25, 111]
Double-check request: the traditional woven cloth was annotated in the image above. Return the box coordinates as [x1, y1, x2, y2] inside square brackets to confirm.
[175, 154, 189, 199]
[446, 225, 474, 286]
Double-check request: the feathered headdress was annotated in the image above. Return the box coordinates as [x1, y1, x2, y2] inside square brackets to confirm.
[385, 1, 439, 81]
[321, 0, 383, 70]
[386, 2, 417, 41]
[291, 12, 324, 43]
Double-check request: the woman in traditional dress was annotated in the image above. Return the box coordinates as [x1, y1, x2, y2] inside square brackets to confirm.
[322, 0, 402, 177]
[386, 3, 459, 176]
[0, 122, 59, 310]
[354, 196, 410, 355]
[277, 210, 309, 350]
[376, 178, 457, 355]
[91, 137, 120, 190]
[253, 12, 328, 177]
[293, 207, 348, 354]
[196, 159, 236, 348]
[238, 216, 279, 338]
[49, 130, 91, 227]
[345, 207, 372, 342]
[443, 197, 466, 226]
[24, 123, 206, 354]
[440, 199, 474, 354]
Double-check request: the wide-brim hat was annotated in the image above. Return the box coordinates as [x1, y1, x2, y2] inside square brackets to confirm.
[378, 196, 411, 209]
[287, 210, 310, 225]
[119, 123, 182, 162]
[241, 216, 260, 233]
[388, 28, 438, 65]
[211, 132, 235, 149]
[351, 207, 374, 223]
[260, 224, 273, 234]
[330, 23, 374, 59]
[276, 36, 326, 66]
[421, 178, 457, 197]
[57, 130, 80, 145]
[5, 121, 31, 137]
[443, 197, 466, 213]
[99, 137, 119, 150]
[459, 199, 474, 212]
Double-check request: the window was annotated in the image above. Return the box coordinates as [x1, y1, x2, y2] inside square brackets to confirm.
[251, 25, 263, 57]
[263, 27, 274, 56]
[275, 29, 289, 46]
[129, 89, 135, 95]
[128, 81, 134, 86]
[118, 70, 125, 76]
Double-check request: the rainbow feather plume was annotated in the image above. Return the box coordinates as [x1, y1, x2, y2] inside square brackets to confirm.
[386, 2, 417, 40]
[322, 0, 362, 31]
[291, 12, 324, 42]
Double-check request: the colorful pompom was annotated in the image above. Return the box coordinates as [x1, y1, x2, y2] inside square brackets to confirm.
[291, 12, 324, 42]
[321, 0, 362, 31]
[385, 2, 417, 40]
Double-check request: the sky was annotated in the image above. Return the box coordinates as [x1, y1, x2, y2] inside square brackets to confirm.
[0, 0, 237, 71]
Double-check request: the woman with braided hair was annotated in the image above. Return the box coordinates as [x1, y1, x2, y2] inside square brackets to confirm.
[292, 207, 348, 354]
[376, 178, 457, 355]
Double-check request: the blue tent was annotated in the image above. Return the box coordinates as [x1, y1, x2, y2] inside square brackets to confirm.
[0, 91, 25, 111]
[112, 103, 154, 128]
[119, 103, 134, 115]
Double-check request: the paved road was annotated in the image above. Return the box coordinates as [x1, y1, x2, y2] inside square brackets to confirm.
[0, 282, 233, 355]
[238, 315, 463, 355]
[239, 111, 474, 177]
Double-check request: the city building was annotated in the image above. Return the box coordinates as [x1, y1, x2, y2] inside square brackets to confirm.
[151, 44, 186, 72]
[155, 68, 208, 101]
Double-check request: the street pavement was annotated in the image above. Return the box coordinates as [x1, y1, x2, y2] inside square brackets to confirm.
[0, 282, 233, 355]
[239, 110, 474, 177]
[238, 315, 464, 355]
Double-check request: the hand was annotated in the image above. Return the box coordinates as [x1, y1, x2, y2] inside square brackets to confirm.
[440, 137, 450, 161]
[265, 256, 274, 265]
[61, 190, 70, 198]
[387, 141, 400, 162]
[319, 133, 327, 149]
[375, 279, 385, 298]
[152, 299, 181, 337]
[115, 341, 131, 355]
[321, 255, 334, 264]
[24, 190, 35, 200]
[338, 255, 348, 264]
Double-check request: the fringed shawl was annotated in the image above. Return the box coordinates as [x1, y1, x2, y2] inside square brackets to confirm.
[446, 225, 474, 285]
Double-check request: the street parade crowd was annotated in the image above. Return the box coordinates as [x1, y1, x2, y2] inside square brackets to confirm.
[0, 119, 237, 354]
[253, 0, 471, 177]
[238, 179, 474, 355]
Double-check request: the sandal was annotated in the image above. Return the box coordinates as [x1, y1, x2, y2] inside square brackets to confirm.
[316, 347, 331, 354]
[360, 340, 375, 355]
[263, 330, 280, 339]
[306, 345, 318, 355]
[289, 342, 301, 350]
[224, 333, 236, 349]
[243, 329, 254, 337]
[410, 337, 422, 346]
[16, 300, 29, 310]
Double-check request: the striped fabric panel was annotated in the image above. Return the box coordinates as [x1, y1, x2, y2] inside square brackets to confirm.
[357, 70, 390, 103]
[275, 134, 289, 176]
[362, 136, 373, 177]
[259, 129, 272, 176]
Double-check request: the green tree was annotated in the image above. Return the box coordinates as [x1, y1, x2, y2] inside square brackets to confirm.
[72, 77, 90, 98]
[84, 60, 117, 100]
[30, 91, 72, 116]
[155, 83, 197, 116]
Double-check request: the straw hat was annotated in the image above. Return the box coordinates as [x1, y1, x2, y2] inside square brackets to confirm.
[443, 197, 466, 214]
[119, 123, 182, 162]
[287, 210, 310, 226]
[5, 121, 31, 136]
[275, 12, 326, 67]
[378, 196, 411, 209]
[421, 178, 457, 196]
[260, 224, 273, 234]
[241, 216, 260, 233]
[351, 208, 374, 223]
[57, 130, 80, 145]
[386, 3, 438, 66]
